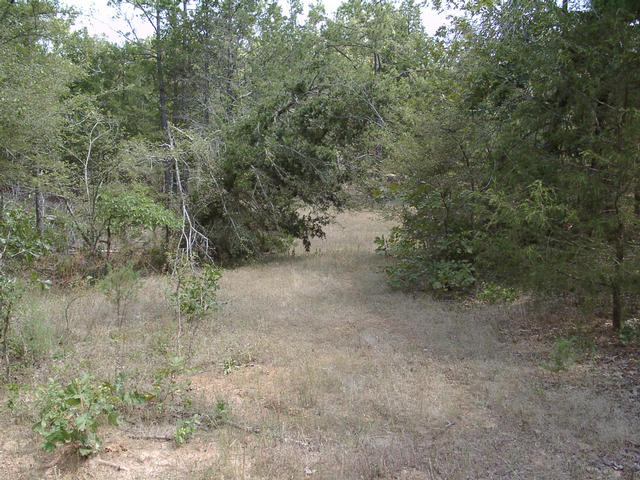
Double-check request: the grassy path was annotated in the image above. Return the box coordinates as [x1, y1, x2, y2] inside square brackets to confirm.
[2, 211, 639, 479]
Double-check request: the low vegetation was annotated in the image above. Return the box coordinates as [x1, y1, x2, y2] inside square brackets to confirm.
[0, 211, 638, 479]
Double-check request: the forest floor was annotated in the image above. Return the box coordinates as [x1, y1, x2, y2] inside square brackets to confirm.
[1, 210, 639, 479]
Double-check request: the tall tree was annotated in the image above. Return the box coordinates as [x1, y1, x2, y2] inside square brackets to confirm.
[383, 0, 640, 329]
[0, 0, 79, 234]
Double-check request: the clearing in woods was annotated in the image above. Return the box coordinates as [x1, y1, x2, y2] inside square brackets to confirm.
[1, 210, 639, 479]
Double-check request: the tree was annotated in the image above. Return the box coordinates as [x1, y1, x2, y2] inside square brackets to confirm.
[0, 0, 80, 235]
[186, 0, 416, 259]
[383, 0, 640, 329]
[98, 186, 180, 257]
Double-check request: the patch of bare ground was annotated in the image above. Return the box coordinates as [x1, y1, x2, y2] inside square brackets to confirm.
[1, 210, 639, 479]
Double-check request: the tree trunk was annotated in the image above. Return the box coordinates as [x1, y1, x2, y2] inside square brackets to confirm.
[107, 225, 111, 260]
[612, 280, 622, 331]
[223, 3, 235, 118]
[156, 9, 176, 195]
[611, 224, 624, 331]
[2, 312, 10, 381]
[180, 162, 189, 195]
[35, 188, 44, 235]
[611, 77, 629, 332]
[164, 167, 175, 194]
[156, 13, 169, 138]
[179, 0, 189, 123]
[203, 25, 211, 126]
[373, 52, 381, 75]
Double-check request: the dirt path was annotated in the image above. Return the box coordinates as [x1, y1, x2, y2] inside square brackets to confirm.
[2, 211, 639, 479]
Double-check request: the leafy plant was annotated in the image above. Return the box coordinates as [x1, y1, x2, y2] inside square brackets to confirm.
[5, 382, 29, 418]
[204, 399, 231, 427]
[215, 399, 229, 417]
[477, 282, 519, 304]
[174, 413, 200, 444]
[0, 206, 50, 264]
[619, 320, 640, 345]
[98, 187, 180, 257]
[152, 355, 196, 409]
[171, 263, 222, 320]
[221, 357, 237, 375]
[33, 374, 120, 456]
[107, 372, 154, 407]
[376, 190, 478, 294]
[170, 257, 222, 353]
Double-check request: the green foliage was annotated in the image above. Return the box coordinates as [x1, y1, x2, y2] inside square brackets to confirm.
[216, 399, 229, 417]
[151, 355, 196, 408]
[382, 255, 475, 293]
[98, 262, 141, 327]
[0, 206, 50, 265]
[477, 282, 519, 305]
[33, 374, 120, 456]
[107, 372, 154, 407]
[1, 0, 429, 265]
[542, 337, 578, 373]
[174, 414, 200, 444]
[32, 371, 156, 455]
[8, 305, 59, 367]
[375, 189, 478, 293]
[5, 382, 29, 418]
[221, 357, 236, 375]
[171, 263, 222, 320]
[0, 275, 22, 321]
[98, 187, 181, 236]
[619, 320, 640, 345]
[3, 0, 636, 337]
[379, 0, 640, 330]
[0, 0, 79, 210]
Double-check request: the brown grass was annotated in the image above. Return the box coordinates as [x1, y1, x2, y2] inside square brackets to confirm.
[1, 210, 639, 479]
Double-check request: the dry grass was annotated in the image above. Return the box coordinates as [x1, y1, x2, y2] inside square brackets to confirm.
[1, 210, 639, 479]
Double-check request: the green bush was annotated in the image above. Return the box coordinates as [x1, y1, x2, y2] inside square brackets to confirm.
[376, 230, 476, 293]
[171, 263, 222, 320]
[5, 382, 30, 418]
[0, 206, 50, 264]
[375, 188, 479, 294]
[174, 414, 200, 444]
[33, 374, 120, 455]
[221, 357, 237, 375]
[542, 337, 577, 372]
[107, 372, 154, 407]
